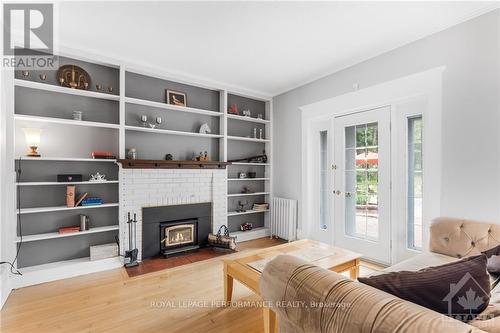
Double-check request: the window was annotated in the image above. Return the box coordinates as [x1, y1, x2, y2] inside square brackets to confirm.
[407, 116, 423, 250]
[319, 130, 329, 230]
[345, 122, 379, 240]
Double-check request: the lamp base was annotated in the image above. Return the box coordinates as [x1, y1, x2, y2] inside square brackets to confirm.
[27, 146, 40, 157]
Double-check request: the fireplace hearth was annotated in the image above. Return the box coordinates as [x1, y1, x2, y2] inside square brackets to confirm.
[142, 203, 212, 259]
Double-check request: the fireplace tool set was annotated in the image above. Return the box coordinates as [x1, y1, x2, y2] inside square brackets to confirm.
[124, 212, 139, 267]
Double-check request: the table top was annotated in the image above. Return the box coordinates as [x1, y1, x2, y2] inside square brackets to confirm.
[224, 239, 362, 278]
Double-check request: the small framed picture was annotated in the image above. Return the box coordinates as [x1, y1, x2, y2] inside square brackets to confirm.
[165, 90, 187, 107]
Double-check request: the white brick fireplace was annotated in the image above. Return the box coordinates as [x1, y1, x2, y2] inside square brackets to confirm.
[119, 168, 227, 260]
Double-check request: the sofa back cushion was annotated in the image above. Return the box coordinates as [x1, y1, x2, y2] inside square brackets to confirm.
[430, 217, 500, 258]
[260, 255, 488, 333]
[358, 255, 490, 321]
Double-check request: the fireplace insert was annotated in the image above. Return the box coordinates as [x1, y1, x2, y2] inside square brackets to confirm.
[160, 219, 198, 256]
[142, 203, 212, 259]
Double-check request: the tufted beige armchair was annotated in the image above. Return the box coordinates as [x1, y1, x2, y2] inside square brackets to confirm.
[430, 217, 500, 259]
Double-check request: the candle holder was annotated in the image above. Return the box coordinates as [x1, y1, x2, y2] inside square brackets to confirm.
[140, 115, 148, 127]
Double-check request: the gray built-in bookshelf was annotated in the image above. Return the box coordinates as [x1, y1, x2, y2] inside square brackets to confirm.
[8, 50, 272, 282]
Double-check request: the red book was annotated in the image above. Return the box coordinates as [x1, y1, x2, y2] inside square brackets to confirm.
[92, 151, 113, 157]
[58, 226, 80, 234]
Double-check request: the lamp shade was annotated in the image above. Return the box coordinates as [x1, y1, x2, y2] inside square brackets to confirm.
[22, 128, 42, 146]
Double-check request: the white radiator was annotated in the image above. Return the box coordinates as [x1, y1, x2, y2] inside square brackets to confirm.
[271, 197, 298, 241]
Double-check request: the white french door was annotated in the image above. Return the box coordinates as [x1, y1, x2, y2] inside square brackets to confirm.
[333, 106, 391, 264]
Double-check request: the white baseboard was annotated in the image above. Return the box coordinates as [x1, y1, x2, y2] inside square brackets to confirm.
[0, 271, 12, 309]
[231, 227, 270, 242]
[12, 256, 123, 289]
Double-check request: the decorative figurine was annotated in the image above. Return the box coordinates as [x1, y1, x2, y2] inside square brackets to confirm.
[253, 128, 257, 138]
[238, 172, 248, 179]
[39, 74, 47, 81]
[228, 104, 239, 115]
[165, 154, 173, 160]
[21, 71, 30, 78]
[108, 86, 114, 93]
[241, 186, 252, 194]
[259, 128, 263, 140]
[95, 84, 102, 91]
[195, 151, 209, 161]
[257, 114, 264, 120]
[127, 148, 137, 160]
[242, 109, 251, 117]
[236, 200, 248, 213]
[199, 123, 211, 134]
[89, 172, 107, 182]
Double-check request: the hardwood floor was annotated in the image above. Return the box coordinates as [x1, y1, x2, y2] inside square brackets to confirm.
[0, 238, 381, 333]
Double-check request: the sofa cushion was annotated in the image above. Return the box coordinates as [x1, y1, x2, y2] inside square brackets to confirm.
[483, 244, 500, 275]
[491, 282, 500, 306]
[378, 252, 460, 275]
[470, 305, 500, 333]
[359, 255, 491, 320]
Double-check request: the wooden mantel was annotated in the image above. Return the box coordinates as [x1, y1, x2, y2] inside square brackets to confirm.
[117, 159, 231, 169]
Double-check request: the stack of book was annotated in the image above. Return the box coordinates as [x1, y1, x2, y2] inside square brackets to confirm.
[81, 198, 103, 206]
[58, 226, 80, 234]
[253, 203, 269, 211]
[92, 151, 116, 159]
[66, 189, 104, 207]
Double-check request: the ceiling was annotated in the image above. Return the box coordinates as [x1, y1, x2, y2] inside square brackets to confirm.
[57, 1, 498, 97]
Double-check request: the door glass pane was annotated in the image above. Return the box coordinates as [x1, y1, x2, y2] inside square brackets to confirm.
[319, 131, 329, 230]
[345, 122, 379, 240]
[408, 116, 423, 250]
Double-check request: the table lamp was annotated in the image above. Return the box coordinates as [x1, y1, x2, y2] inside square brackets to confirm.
[22, 128, 42, 157]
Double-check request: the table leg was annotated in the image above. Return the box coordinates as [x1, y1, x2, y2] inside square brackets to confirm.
[223, 263, 233, 303]
[263, 307, 278, 333]
[349, 259, 360, 279]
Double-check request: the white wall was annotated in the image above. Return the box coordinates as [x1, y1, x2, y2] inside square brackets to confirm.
[273, 9, 500, 230]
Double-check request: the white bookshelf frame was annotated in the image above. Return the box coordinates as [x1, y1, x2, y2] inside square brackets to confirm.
[17, 225, 120, 243]
[18, 203, 119, 214]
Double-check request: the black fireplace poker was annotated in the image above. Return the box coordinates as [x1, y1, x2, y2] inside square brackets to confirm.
[124, 212, 139, 268]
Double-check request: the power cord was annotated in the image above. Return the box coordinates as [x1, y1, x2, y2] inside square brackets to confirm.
[0, 158, 23, 275]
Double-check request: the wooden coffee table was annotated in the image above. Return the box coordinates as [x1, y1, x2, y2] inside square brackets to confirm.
[223, 239, 361, 333]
